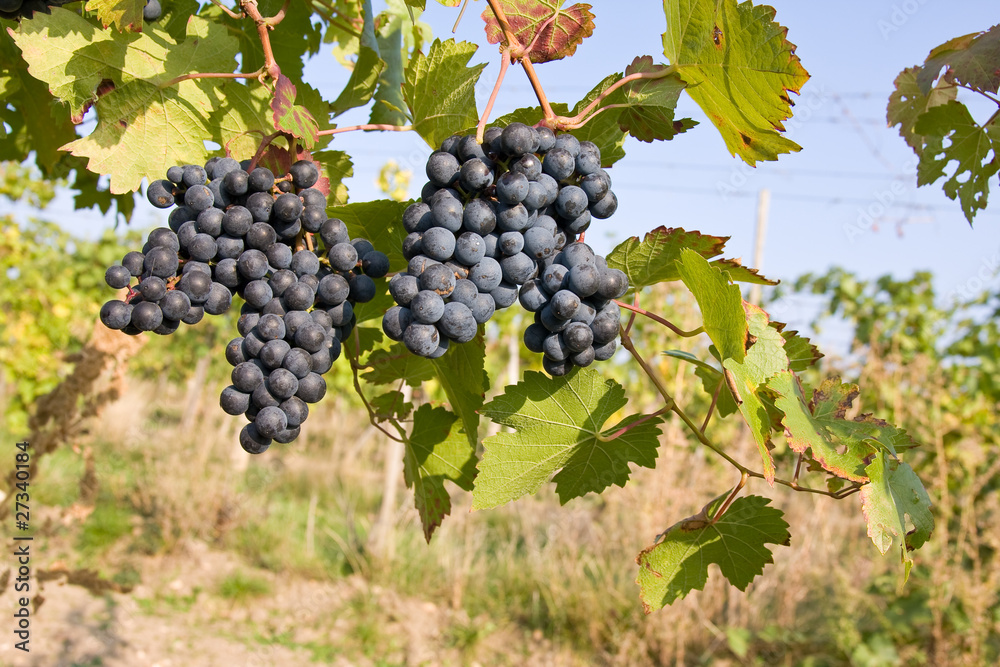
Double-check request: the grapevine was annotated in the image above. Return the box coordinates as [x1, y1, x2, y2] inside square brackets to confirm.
[4, 0, 991, 617]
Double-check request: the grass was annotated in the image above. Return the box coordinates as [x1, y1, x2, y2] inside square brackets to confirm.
[1, 362, 996, 666]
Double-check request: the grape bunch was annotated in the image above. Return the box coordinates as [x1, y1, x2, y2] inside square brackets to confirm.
[0, 0, 149, 21]
[382, 122, 627, 374]
[99, 156, 389, 454]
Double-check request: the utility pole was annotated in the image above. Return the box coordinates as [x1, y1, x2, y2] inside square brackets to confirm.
[749, 189, 770, 306]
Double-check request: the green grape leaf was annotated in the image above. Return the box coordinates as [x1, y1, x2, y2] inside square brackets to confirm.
[0, 38, 76, 172]
[722, 303, 789, 484]
[157, 0, 201, 41]
[431, 332, 488, 448]
[312, 149, 354, 206]
[371, 25, 409, 126]
[916, 25, 1000, 96]
[13, 9, 239, 193]
[606, 226, 728, 288]
[481, 0, 595, 64]
[404, 39, 486, 149]
[676, 249, 746, 363]
[473, 369, 662, 509]
[886, 67, 957, 156]
[692, 363, 739, 418]
[769, 372, 874, 482]
[212, 82, 273, 160]
[330, 199, 410, 273]
[661, 0, 809, 165]
[636, 495, 790, 612]
[860, 452, 934, 584]
[618, 55, 693, 142]
[363, 343, 436, 386]
[913, 100, 999, 224]
[405, 404, 478, 542]
[271, 75, 320, 149]
[85, 0, 145, 33]
[370, 391, 413, 422]
[332, 45, 384, 117]
[569, 73, 629, 164]
[773, 326, 822, 371]
[710, 258, 778, 286]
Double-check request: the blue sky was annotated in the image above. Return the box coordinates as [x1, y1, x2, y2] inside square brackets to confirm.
[5, 1, 999, 310]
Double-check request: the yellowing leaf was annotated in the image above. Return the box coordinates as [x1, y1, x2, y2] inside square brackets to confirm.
[662, 0, 809, 164]
[85, 0, 146, 32]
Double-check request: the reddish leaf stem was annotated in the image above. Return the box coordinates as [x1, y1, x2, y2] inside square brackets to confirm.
[263, 0, 292, 26]
[602, 405, 671, 441]
[316, 124, 413, 136]
[566, 67, 675, 127]
[350, 334, 406, 442]
[247, 131, 282, 171]
[484, 0, 556, 122]
[701, 377, 723, 433]
[209, 0, 244, 19]
[452, 0, 472, 33]
[710, 471, 748, 524]
[477, 47, 512, 143]
[158, 70, 262, 89]
[241, 0, 282, 81]
[614, 299, 704, 337]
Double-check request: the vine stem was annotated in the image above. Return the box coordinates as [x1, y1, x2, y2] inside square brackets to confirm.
[621, 325, 858, 500]
[241, 0, 282, 81]
[263, 0, 292, 26]
[565, 68, 675, 126]
[599, 405, 671, 441]
[159, 70, 262, 89]
[614, 299, 704, 337]
[316, 123, 413, 137]
[701, 377, 723, 433]
[711, 471, 748, 523]
[477, 46, 512, 144]
[484, 0, 556, 122]
[209, 0, 244, 19]
[350, 334, 406, 442]
[247, 131, 282, 171]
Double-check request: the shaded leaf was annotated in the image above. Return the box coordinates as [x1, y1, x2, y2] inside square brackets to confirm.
[636, 495, 789, 612]
[363, 343, 436, 386]
[886, 66, 957, 156]
[661, 0, 809, 164]
[860, 452, 934, 585]
[371, 24, 409, 126]
[312, 149, 354, 206]
[618, 55, 692, 142]
[606, 226, 728, 289]
[913, 100, 999, 223]
[692, 363, 739, 418]
[85, 0, 145, 33]
[916, 25, 1000, 95]
[405, 404, 478, 541]
[403, 39, 485, 148]
[481, 0, 595, 63]
[330, 198, 410, 273]
[212, 82, 273, 160]
[370, 390, 413, 422]
[431, 331, 488, 448]
[473, 369, 662, 509]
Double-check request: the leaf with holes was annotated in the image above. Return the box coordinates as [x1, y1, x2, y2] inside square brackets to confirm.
[913, 100, 999, 224]
[405, 404, 478, 541]
[473, 369, 662, 509]
[13, 9, 238, 193]
[887, 67, 957, 156]
[860, 452, 934, 584]
[272, 75, 320, 150]
[662, 0, 809, 164]
[636, 495, 790, 611]
[482, 0, 595, 63]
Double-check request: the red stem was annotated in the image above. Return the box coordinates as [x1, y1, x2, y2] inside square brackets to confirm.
[477, 47, 512, 143]
[614, 299, 704, 337]
[316, 123, 413, 137]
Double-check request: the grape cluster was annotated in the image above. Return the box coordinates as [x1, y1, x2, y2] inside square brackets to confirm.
[382, 123, 627, 374]
[100, 156, 389, 454]
[0, 0, 153, 21]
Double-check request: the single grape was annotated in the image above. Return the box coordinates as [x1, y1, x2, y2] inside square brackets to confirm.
[239, 424, 271, 454]
[220, 386, 250, 416]
[410, 290, 445, 324]
[100, 300, 133, 330]
[403, 322, 440, 357]
[289, 160, 320, 189]
[146, 179, 174, 208]
[105, 265, 131, 289]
